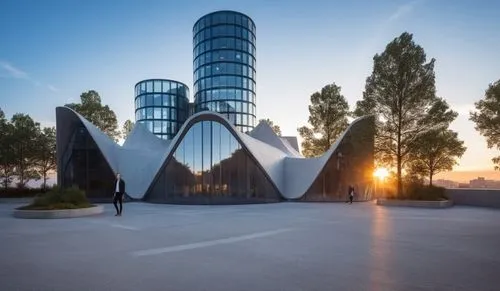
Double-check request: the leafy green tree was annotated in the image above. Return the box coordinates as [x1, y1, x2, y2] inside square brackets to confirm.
[0, 108, 15, 188]
[122, 119, 135, 139]
[470, 79, 500, 170]
[10, 114, 41, 188]
[35, 127, 57, 190]
[298, 83, 350, 157]
[66, 90, 120, 141]
[259, 118, 282, 136]
[354, 32, 456, 196]
[408, 128, 466, 185]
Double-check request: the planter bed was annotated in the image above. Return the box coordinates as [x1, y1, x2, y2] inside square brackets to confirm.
[376, 198, 453, 208]
[13, 205, 104, 219]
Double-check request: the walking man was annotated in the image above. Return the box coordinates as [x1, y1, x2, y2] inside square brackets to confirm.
[113, 173, 126, 216]
[347, 185, 355, 204]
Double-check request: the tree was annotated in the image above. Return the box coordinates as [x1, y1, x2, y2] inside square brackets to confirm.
[66, 90, 120, 141]
[298, 83, 350, 157]
[353, 32, 456, 196]
[10, 113, 41, 188]
[259, 118, 281, 136]
[470, 79, 500, 170]
[35, 127, 57, 190]
[0, 108, 15, 189]
[122, 119, 135, 139]
[408, 128, 466, 185]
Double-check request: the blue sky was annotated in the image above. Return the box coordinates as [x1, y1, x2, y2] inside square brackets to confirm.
[1, 0, 499, 172]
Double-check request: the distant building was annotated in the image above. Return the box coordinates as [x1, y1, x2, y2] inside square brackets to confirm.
[469, 177, 500, 189]
[434, 179, 459, 188]
[458, 183, 470, 188]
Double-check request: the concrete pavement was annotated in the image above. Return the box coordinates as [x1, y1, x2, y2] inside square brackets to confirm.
[1, 202, 499, 291]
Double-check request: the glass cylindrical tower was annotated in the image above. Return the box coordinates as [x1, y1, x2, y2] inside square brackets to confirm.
[193, 10, 256, 133]
[134, 79, 190, 139]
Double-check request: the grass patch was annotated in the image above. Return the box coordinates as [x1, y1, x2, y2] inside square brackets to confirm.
[17, 186, 93, 210]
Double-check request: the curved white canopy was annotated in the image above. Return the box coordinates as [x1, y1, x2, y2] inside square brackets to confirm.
[56, 106, 372, 200]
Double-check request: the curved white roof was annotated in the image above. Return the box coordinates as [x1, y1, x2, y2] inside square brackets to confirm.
[56, 106, 372, 200]
[248, 121, 303, 158]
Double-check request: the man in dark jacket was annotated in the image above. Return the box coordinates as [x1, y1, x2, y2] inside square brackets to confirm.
[113, 173, 126, 216]
[347, 185, 355, 204]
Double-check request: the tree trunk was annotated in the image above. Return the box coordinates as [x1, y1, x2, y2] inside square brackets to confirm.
[43, 171, 47, 190]
[397, 121, 403, 196]
[429, 170, 433, 186]
[2, 174, 7, 189]
[19, 144, 24, 187]
[397, 153, 402, 197]
[0, 167, 6, 189]
[397, 92, 403, 197]
[19, 164, 24, 188]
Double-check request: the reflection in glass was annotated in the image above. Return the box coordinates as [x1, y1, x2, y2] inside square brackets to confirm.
[154, 108, 161, 119]
[202, 121, 212, 194]
[61, 125, 115, 198]
[146, 120, 281, 204]
[192, 122, 202, 179]
[301, 116, 375, 202]
[212, 122, 222, 195]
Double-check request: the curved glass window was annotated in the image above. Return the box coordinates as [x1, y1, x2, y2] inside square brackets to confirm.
[134, 79, 190, 139]
[146, 120, 281, 204]
[61, 125, 115, 199]
[193, 11, 256, 131]
[301, 116, 375, 202]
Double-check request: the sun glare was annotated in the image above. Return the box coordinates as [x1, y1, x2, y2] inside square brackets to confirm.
[374, 168, 389, 180]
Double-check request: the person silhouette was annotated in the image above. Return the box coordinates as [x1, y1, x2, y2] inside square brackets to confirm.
[347, 185, 354, 204]
[113, 173, 126, 216]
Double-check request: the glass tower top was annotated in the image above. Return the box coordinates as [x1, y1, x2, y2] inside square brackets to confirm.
[193, 11, 257, 133]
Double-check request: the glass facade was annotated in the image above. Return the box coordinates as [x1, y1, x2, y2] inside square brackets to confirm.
[146, 119, 282, 204]
[134, 79, 190, 139]
[300, 116, 376, 202]
[193, 11, 257, 133]
[60, 124, 115, 199]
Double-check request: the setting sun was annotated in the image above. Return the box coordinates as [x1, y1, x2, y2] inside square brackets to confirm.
[374, 168, 389, 180]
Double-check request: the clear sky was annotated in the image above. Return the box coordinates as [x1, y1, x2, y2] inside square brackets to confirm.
[1, 0, 499, 173]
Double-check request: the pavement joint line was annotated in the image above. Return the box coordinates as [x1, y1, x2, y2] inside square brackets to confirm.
[131, 227, 295, 257]
[390, 216, 485, 223]
[109, 224, 140, 231]
[87, 220, 140, 231]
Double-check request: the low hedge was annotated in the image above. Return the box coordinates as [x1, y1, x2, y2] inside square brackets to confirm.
[17, 186, 93, 210]
[386, 184, 448, 201]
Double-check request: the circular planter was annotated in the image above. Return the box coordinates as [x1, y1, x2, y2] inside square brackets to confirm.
[13, 205, 104, 219]
[376, 198, 453, 208]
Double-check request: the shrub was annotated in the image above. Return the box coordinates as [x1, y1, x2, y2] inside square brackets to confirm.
[387, 182, 447, 201]
[19, 186, 92, 210]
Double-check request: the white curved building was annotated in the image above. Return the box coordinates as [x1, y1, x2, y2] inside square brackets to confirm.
[56, 106, 375, 204]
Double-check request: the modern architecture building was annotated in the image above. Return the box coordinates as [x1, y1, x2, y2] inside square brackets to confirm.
[134, 79, 190, 139]
[193, 11, 257, 133]
[56, 107, 375, 203]
[56, 10, 375, 204]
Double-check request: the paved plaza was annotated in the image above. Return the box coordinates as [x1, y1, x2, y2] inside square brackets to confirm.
[0, 201, 499, 291]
